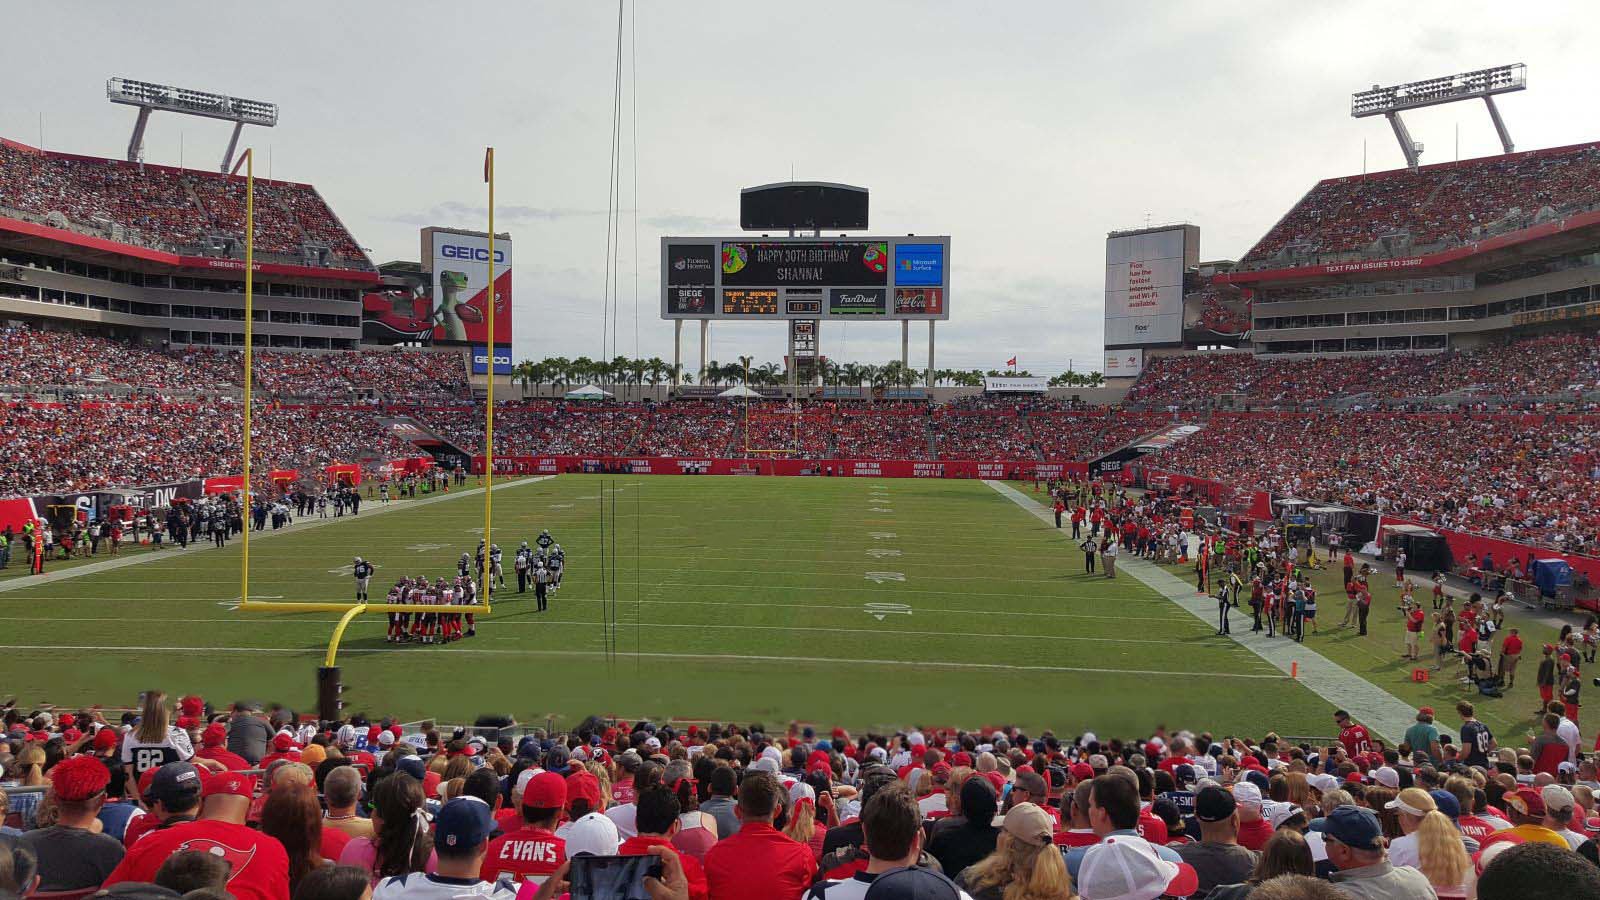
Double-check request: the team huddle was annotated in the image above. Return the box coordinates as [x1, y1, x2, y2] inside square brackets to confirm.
[352, 530, 567, 646]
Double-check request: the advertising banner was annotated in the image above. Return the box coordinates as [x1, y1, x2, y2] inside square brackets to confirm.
[1103, 349, 1144, 376]
[829, 288, 887, 316]
[425, 229, 513, 346]
[1105, 226, 1192, 348]
[983, 377, 1049, 393]
[471, 346, 513, 375]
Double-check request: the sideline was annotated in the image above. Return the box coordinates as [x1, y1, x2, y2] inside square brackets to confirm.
[0, 476, 555, 594]
[983, 479, 1421, 742]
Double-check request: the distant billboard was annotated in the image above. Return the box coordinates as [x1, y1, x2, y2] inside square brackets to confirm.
[471, 345, 512, 375]
[983, 376, 1048, 393]
[423, 228, 513, 346]
[1104, 225, 1195, 349]
[1183, 284, 1252, 342]
[661, 235, 949, 320]
[1103, 349, 1144, 377]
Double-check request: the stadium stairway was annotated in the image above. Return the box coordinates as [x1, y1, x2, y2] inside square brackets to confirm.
[1085, 421, 1204, 478]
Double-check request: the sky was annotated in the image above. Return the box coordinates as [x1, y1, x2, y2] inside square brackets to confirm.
[5, 2, 1598, 375]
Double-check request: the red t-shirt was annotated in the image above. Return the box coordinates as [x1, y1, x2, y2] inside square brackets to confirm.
[195, 746, 253, 771]
[1339, 725, 1373, 756]
[104, 819, 290, 900]
[1135, 808, 1168, 844]
[320, 825, 351, 863]
[1457, 815, 1497, 843]
[1503, 635, 1524, 656]
[481, 826, 565, 885]
[1053, 829, 1099, 847]
[703, 822, 815, 900]
[1460, 629, 1479, 654]
[620, 835, 707, 900]
[1406, 610, 1426, 633]
[1237, 817, 1274, 851]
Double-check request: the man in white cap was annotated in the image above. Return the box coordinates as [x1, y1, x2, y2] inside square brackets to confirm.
[1077, 835, 1199, 900]
[1231, 783, 1272, 851]
[1542, 784, 1588, 849]
[563, 803, 621, 858]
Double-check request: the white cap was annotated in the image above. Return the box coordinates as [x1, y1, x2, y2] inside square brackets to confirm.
[748, 757, 780, 775]
[1308, 773, 1339, 794]
[1543, 784, 1576, 815]
[1266, 802, 1303, 828]
[644, 736, 661, 750]
[789, 782, 816, 806]
[1373, 766, 1400, 789]
[377, 731, 396, 747]
[1231, 783, 1263, 807]
[1077, 835, 1197, 900]
[563, 811, 620, 858]
[514, 768, 540, 798]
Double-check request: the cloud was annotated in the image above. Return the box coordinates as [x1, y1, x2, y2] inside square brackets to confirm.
[642, 212, 739, 232]
[389, 201, 610, 227]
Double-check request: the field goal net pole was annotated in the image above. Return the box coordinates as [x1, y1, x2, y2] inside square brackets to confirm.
[236, 149, 499, 721]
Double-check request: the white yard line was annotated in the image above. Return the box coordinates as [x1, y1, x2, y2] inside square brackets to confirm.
[0, 614, 1249, 649]
[0, 644, 1283, 679]
[983, 480, 1423, 742]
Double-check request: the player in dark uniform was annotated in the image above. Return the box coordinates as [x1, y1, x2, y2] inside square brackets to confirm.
[353, 556, 374, 602]
[536, 530, 553, 552]
[549, 543, 564, 590]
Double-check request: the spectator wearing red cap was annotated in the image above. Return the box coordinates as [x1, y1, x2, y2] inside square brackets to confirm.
[194, 723, 251, 771]
[1496, 785, 1571, 847]
[104, 768, 291, 900]
[261, 732, 303, 770]
[19, 755, 124, 890]
[482, 771, 566, 886]
[704, 772, 815, 900]
[622, 786, 709, 900]
[122, 761, 205, 848]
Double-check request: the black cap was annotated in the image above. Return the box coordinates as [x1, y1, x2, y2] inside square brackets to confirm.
[1194, 785, 1236, 823]
[148, 761, 203, 807]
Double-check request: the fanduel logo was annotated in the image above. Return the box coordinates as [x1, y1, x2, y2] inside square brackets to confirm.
[441, 245, 506, 263]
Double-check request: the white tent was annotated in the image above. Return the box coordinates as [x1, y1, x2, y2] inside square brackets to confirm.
[564, 384, 613, 401]
[717, 385, 762, 399]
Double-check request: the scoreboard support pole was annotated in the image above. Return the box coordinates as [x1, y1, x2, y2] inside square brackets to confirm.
[927, 320, 936, 387]
[673, 320, 683, 387]
[901, 320, 910, 370]
[699, 320, 709, 383]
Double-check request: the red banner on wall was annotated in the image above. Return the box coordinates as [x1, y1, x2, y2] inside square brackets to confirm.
[472, 455, 1090, 482]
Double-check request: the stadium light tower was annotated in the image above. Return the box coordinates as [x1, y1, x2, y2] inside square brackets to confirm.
[107, 76, 279, 172]
[1351, 63, 1525, 170]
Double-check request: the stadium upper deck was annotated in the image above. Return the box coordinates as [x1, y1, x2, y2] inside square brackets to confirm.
[0, 136, 379, 350]
[1236, 140, 1600, 275]
[0, 138, 369, 269]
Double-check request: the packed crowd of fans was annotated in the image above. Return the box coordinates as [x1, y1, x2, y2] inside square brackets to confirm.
[1242, 141, 1600, 265]
[0, 140, 368, 265]
[5, 692, 1600, 900]
[0, 400, 418, 495]
[0, 326, 470, 402]
[1150, 412, 1600, 553]
[1126, 333, 1600, 409]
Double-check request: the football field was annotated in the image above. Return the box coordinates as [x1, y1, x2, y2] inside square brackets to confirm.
[0, 475, 1536, 739]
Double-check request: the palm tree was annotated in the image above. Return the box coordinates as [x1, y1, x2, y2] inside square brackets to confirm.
[755, 361, 782, 387]
[645, 357, 668, 396]
[512, 360, 538, 399]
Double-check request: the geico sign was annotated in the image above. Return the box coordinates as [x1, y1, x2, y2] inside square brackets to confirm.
[474, 353, 511, 366]
[441, 245, 506, 263]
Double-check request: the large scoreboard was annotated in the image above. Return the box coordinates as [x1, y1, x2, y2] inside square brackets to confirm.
[661, 236, 950, 320]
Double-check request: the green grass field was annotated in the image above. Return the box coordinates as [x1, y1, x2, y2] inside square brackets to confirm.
[0, 475, 1568, 742]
